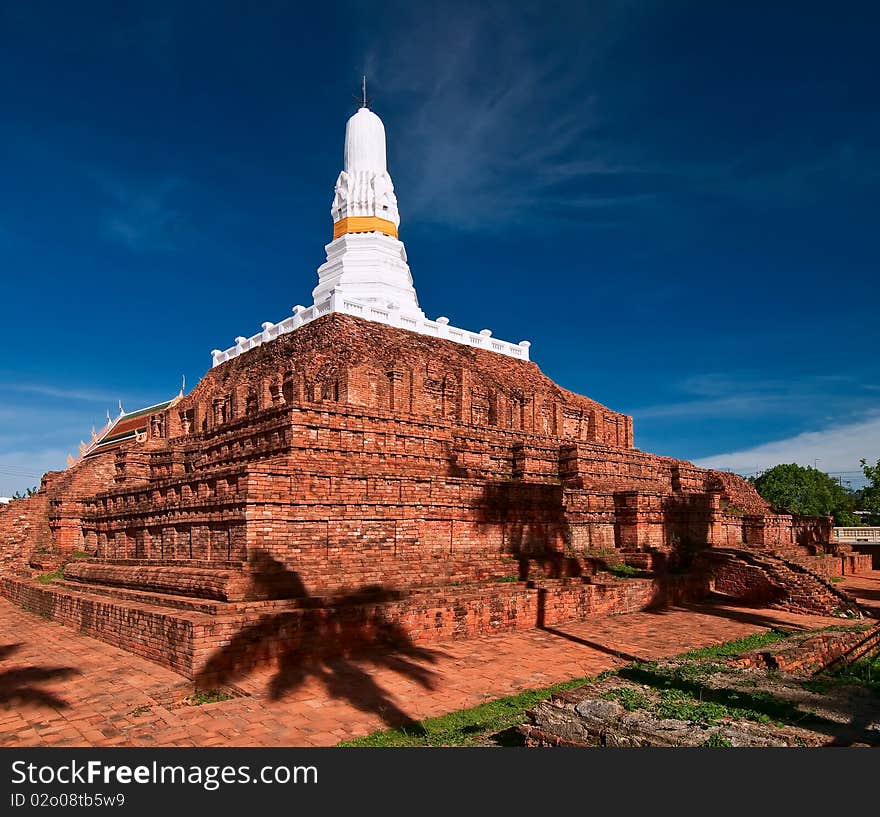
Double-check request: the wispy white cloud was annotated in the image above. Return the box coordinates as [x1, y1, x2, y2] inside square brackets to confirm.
[94, 174, 188, 251]
[634, 395, 782, 421]
[630, 371, 877, 423]
[694, 412, 880, 478]
[2, 383, 124, 403]
[359, 1, 880, 232]
[361, 2, 646, 229]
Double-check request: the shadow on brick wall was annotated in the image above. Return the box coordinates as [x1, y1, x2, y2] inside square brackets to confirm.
[194, 550, 440, 732]
[0, 642, 81, 708]
[478, 481, 577, 579]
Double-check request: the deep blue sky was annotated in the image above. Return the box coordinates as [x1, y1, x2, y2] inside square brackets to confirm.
[1, 0, 878, 494]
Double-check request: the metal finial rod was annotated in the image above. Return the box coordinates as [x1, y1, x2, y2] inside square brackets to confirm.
[362, 75, 367, 107]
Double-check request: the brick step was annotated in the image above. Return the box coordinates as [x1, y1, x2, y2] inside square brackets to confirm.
[50, 574, 538, 616]
[63, 561, 249, 602]
[80, 557, 245, 569]
[49, 579, 228, 614]
[528, 576, 591, 588]
[2, 565, 710, 681]
[0, 574, 214, 677]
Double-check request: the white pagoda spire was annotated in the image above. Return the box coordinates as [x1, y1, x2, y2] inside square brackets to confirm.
[311, 101, 423, 317]
[209, 92, 532, 368]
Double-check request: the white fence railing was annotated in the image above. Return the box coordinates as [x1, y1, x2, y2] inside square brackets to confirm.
[211, 293, 532, 368]
[834, 527, 880, 543]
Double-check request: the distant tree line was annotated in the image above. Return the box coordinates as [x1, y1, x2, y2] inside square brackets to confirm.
[10, 487, 38, 499]
[749, 460, 880, 526]
[859, 458, 880, 525]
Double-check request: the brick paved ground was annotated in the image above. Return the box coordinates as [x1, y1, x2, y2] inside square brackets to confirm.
[1, 571, 878, 747]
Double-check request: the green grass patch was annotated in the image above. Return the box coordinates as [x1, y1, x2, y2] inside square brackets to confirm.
[654, 688, 759, 725]
[619, 661, 833, 729]
[494, 575, 520, 583]
[803, 651, 880, 696]
[604, 563, 642, 578]
[186, 689, 233, 706]
[829, 576, 843, 583]
[680, 628, 791, 660]
[601, 686, 649, 711]
[702, 733, 733, 747]
[339, 676, 595, 747]
[36, 568, 64, 585]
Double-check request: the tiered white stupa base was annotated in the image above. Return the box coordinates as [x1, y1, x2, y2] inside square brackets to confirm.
[312, 232, 423, 318]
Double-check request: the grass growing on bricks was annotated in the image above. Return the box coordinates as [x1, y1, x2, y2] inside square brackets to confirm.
[338, 676, 596, 747]
[185, 689, 234, 706]
[338, 627, 824, 747]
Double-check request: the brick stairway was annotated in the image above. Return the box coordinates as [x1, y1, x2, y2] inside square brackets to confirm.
[709, 547, 864, 617]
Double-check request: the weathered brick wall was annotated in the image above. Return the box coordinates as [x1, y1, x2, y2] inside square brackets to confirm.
[0, 569, 708, 681]
[732, 625, 880, 673]
[534, 572, 709, 625]
[47, 456, 117, 556]
[191, 574, 709, 682]
[168, 314, 633, 448]
[0, 495, 52, 571]
[240, 471, 568, 595]
[790, 515, 835, 546]
[558, 491, 617, 551]
[705, 471, 771, 514]
[849, 545, 880, 569]
[710, 558, 781, 604]
[0, 456, 117, 571]
[0, 576, 201, 676]
[803, 553, 873, 579]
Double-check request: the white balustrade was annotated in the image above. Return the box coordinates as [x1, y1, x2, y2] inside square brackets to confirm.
[211, 293, 531, 367]
[834, 527, 880, 543]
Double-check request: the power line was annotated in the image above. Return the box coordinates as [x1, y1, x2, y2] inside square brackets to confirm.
[0, 469, 43, 478]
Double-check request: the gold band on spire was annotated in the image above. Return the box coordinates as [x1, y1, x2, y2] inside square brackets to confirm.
[333, 216, 398, 240]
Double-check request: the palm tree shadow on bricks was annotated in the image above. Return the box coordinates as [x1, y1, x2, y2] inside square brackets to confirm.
[0, 643, 81, 709]
[194, 550, 441, 733]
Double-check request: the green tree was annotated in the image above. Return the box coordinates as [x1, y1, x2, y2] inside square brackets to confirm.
[859, 458, 880, 525]
[10, 486, 38, 499]
[753, 463, 858, 526]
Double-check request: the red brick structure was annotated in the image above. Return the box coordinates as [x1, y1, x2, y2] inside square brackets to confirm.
[0, 101, 870, 682]
[0, 313, 869, 680]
